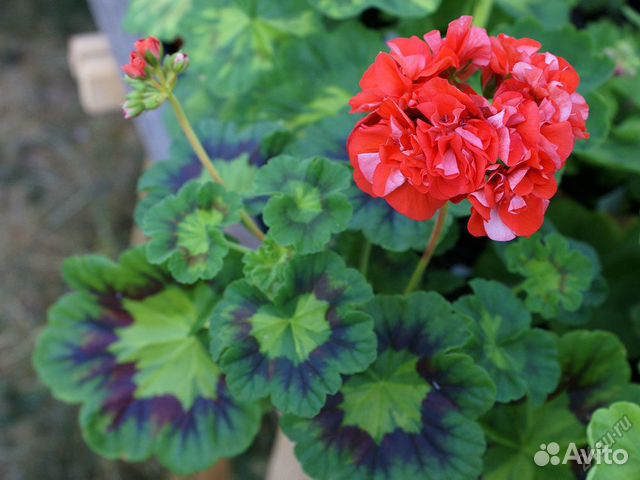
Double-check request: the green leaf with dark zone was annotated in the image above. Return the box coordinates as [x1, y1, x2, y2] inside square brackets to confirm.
[281, 292, 496, 480]
[254, 155, 353, 254]
[211, 251, 376, 417]
[499, 18, 615, 94]
[456, 279, 560, 404]
[587, 401, 640, 480]
[135, 119, 276, 224]
[505, 232, 596, 320]
[310, 0, 441, 19]
[481, 395, 586, 480]
[33, 247, 262, 474]
[143, 181, 242, 283]
[555, 330, 633, 423]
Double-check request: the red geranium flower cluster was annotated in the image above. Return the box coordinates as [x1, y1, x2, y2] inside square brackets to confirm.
[122, 37, 162, 79]
[348, 16, 589, 241]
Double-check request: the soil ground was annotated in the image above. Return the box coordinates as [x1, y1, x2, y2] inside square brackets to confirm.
[0, 1, 165, 478]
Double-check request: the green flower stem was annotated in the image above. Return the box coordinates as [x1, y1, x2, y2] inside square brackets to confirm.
[359, 239, 372, 277]
[227, 241, 253, 255]
[404, 204, 449, 295]
[472, 0, 493, 29]
[167, 92, 266, 242]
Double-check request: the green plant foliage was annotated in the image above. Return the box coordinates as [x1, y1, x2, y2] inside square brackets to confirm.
[587, 402, 640, 479]
[456, 279, 560, 404]
[505, 233, 596, 319]
[125, 0, 194, 38]
[33, 248, 262, 474]
[143, 181, 242, 283]
[242, 237, 294, 300]
[219, 21, 383, 154]
[310, 0, 441, 19]
[254, 156, 353, 253]
[281, 292, 496, 480]
[481, 396, 586, 480]
[556, 330, 634, 423]
[135, 119, 274, 224]
[348, 186, 455, 252]
[184, 0, 319, 97]
[496, 0, 578, 29]
[41, 1, 640, 477]
[211, 251, 376, 417]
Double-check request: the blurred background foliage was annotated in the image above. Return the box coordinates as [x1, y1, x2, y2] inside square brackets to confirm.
[2, 0, 640, 478]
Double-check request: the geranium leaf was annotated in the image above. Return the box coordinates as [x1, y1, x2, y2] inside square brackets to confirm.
[184, 0, 319, 97]
[587, 402, 640, 480]
[143, 181, 241, 284]
[495, 0, 578, 30]
[481, 396, 586, 480]
[556, 330, 632, 423]
[348, 186, 454, 252]
[33, 248, 262, 474]
[310, 0, 441, 19]
[254, 156, 353, 254]
[135, 119, 275, 224]
[456, 279, 560, 404]
[218, 21, 383, 141]
[242, 237, 295, 300]
[211, 251, 375, 417]
[281, 292, 496, 480]
[505, 233, 595, 320]
[124, 0, 194, 38]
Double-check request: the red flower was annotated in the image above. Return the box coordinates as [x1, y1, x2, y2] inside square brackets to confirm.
[135, 37, 162, 62]
[348, 15, 589, 241]
[122, 51, 148, 79]
[350, 16, 491, 114]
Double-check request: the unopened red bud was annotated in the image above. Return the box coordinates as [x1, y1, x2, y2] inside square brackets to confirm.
[135, 37, 163, 64]
[122, 52, 148, 79]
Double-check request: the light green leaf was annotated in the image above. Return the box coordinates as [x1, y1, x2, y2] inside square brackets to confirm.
[587, 402, 640, 480]
[242, 237, 294, 300]
[505, 233, 595, 319]
[33, 248, 261, 474]
[185, 0, 319, 97]
[124, 0, 194, 38]
[109, 287, 218, 408]
[310, 0, 441, 19]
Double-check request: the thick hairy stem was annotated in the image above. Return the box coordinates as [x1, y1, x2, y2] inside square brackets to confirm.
[404, 204, 449, 295]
